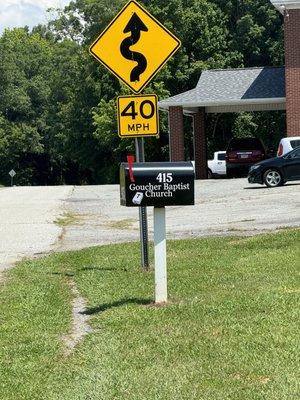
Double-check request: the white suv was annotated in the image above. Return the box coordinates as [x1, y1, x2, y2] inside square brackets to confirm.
[277, 137, 300, 156]
[207, 151, 226, 178]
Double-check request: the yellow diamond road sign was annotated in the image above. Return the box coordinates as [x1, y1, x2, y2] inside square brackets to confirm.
[117, 94, 159, 138]
[89, 0, 181, 93]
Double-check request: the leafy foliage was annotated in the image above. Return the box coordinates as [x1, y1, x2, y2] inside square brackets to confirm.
[0, 0, 285, 185]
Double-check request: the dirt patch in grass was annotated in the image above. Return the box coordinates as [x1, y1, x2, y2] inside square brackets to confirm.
[62, 279, 92, 355]
[231, 373, 271, 385]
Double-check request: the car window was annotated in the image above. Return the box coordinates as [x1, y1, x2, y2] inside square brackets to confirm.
[227, 138, 265, 151]
[290, 140, 300, 149]
[289, 147, 300, 158]
[217, 153, 225, 161]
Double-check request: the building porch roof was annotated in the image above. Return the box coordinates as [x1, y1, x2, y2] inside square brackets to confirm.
[159, 67, 286, 114]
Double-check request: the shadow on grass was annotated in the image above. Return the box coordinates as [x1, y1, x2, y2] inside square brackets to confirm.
[80, 266, 126, 272]
[50, 267, 128, 277]
[51, 271, 75, 277]
[81, 298, 152, 315]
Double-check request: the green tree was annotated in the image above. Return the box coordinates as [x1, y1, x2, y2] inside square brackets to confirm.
[0, 29, 53, 184]
[51, 0, 241, 182]
[212, 0, 284, 66]
[0, 0, 286, 185]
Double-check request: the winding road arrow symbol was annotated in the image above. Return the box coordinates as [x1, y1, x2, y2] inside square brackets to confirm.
[120, 13, 148, 82]
[89, 0, 181, 93]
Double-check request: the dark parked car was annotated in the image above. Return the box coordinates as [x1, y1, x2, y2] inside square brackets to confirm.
[226, 138, 266, 178]
[248, 146, 300, 187]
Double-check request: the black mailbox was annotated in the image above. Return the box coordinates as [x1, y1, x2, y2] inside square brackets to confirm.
[120, 162, 194, 207]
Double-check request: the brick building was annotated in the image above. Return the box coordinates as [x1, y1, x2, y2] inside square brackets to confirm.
[159, 0, 300, 179]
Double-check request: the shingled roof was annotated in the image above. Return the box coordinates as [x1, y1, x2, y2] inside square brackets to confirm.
[159, 67, 286, 113]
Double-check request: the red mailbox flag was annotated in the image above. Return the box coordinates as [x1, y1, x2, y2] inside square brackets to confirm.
[127, 155, 135, 183]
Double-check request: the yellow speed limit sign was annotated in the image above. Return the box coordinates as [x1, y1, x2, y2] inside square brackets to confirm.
[117, 94, 159, 138]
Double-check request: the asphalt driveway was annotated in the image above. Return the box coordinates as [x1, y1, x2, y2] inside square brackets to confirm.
[56, 179, 300, 252]
[1, 180, 299, 270]
[0, 186, 72, 271]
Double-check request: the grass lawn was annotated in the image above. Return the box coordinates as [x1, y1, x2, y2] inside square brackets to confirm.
[0, 229, 299, 400]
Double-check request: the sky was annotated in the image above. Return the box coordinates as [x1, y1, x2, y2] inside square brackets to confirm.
[0, 0, 71, 34]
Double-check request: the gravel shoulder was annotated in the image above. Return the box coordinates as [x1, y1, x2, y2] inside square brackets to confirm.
[55, 179, 300, 252]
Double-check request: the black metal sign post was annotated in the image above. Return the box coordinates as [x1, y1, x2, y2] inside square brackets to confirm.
[135, 138, 149, 271]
